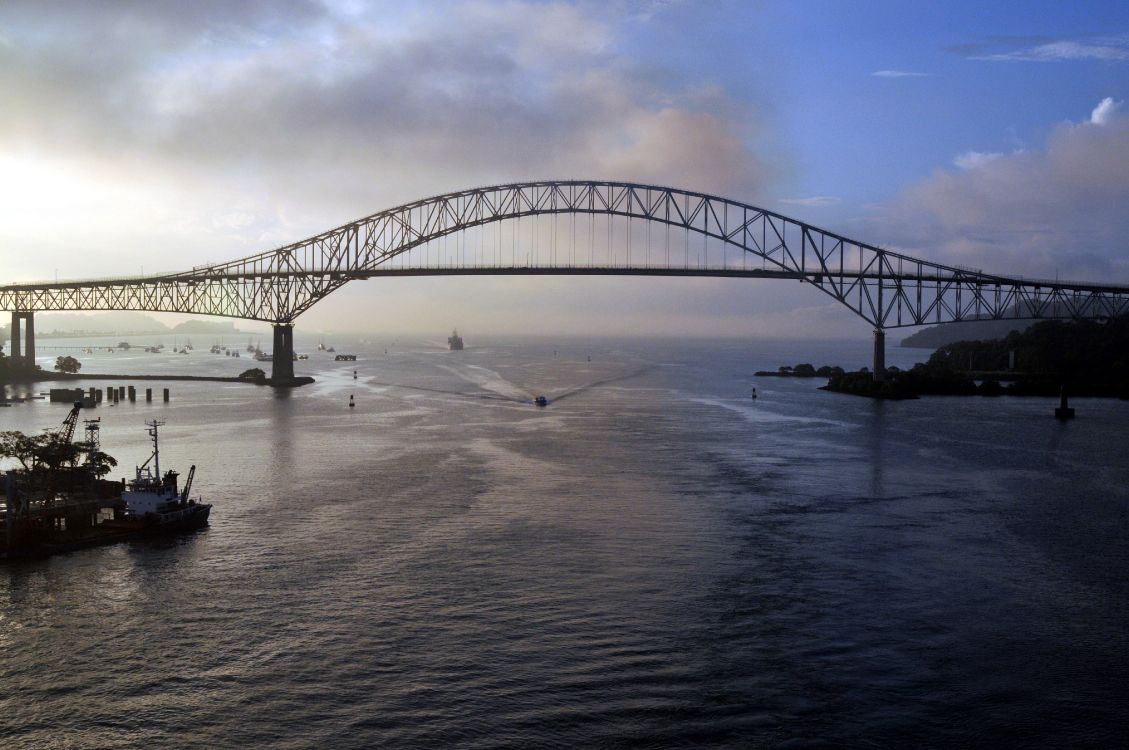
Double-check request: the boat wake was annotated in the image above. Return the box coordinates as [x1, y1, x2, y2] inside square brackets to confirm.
[362, 379, 527, 404]
[548, 366, 653, 403]
[435, 363, 531, 402]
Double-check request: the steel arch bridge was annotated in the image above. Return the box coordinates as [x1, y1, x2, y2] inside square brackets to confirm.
[4, 180, 1129, 381]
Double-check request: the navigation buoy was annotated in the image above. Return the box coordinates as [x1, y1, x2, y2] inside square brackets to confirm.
[353, 370, 357, 380]
[751, 387, 757, 400]
[349, 394, 355, 408]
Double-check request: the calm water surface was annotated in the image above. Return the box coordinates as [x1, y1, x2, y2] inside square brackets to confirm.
[2, 336, 1128, 748]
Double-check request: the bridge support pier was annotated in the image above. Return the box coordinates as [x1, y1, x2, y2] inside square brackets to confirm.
[872, 328, 886, 382]
[10, 312, 21, 362]
[9, 311, 35, 368]
[271, 323, 295, 383]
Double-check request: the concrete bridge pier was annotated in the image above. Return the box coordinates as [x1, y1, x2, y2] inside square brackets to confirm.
[9, 311, 35, 368]
[872, 328, 886, 382]
[271, 323, 295, 383]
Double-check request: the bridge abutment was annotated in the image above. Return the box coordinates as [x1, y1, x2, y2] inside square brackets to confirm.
[872, 328, 886, 382]
[271, 323, 295, 383]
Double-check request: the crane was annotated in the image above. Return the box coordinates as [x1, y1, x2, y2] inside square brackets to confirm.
[179, 465, 196, 503]
[57, 402, 83, 446]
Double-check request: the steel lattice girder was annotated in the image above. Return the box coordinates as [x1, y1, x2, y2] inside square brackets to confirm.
[2, 180, 1128, 328]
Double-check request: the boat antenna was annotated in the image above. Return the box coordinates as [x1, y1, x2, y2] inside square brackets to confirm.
[146, 420, 166, 479]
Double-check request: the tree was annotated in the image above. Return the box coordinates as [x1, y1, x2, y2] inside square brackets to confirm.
[55, 355, 82, 374]
[0, 431, 47, 471]
[74, 441, 119, 478]
[239, 367, 267, 381]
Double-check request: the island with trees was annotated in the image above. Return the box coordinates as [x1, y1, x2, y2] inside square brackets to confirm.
[820, 318, 1129, 400]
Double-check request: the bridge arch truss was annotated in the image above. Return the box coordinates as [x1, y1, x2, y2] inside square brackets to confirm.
[3, 180, 1128, 331]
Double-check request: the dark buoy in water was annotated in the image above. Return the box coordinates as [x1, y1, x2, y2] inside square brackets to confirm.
[349, 394, 355, 408]
[751, 387, 757, 400]
[1054, 385, 1074, 420]
[353, 369, 357, 380]
[587, 355, 591, 362]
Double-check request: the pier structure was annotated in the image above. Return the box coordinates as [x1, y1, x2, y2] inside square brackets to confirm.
[8, 311, 35, 368]
[272, 324, 294, 382]
[873, 329, 886, 382]
[3, 181, 1129, 385]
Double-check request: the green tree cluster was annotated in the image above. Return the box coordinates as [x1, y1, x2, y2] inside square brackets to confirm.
[54, 355, 82, 374]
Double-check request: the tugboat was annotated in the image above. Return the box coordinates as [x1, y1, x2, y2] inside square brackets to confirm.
[448, 329, 464, 351]
[116, 420, 211, 531]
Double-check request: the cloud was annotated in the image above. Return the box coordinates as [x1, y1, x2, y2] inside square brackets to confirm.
[778, 196, 841, 207]
[1091, 96, 1122, 125]
[869, 99, 1129, 282]
[952, 150, 1003, 170]
[0, 1, 772, 246]
[963, 35, 1129, 62]
[871, 70, 926, 78]
[0, 2, 768, 199]
[0, 0, 781, 336]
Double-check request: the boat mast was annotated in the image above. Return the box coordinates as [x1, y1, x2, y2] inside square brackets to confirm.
[146, 420, 165, 479]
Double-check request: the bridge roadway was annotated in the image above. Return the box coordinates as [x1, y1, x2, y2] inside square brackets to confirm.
[4, 180, 1129, 382]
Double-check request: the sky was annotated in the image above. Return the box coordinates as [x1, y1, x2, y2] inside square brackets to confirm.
[1, 0, 1128, 339]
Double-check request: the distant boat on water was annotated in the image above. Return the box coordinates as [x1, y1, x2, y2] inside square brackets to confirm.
[448, 329, 464, 350]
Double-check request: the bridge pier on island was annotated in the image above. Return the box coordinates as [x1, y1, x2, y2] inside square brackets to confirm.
[872, 328, 886, 382]
[9, 311, 35, 369]
[270, 323, 295, 383]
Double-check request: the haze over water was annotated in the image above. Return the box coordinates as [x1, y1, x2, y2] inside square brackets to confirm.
[2, 336, 1128, 748]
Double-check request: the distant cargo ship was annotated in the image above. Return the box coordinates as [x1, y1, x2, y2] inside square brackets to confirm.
[448, 329, 464, 350]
